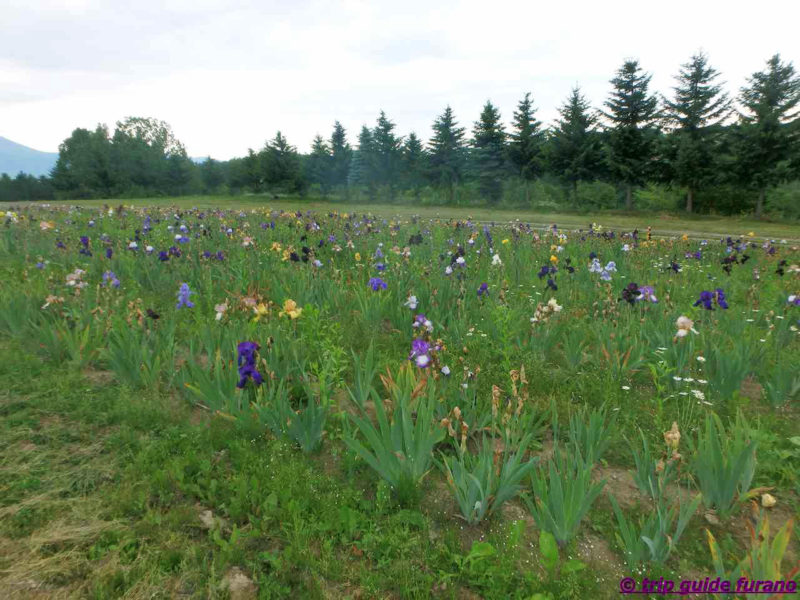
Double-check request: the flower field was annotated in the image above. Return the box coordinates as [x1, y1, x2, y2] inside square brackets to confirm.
[1, 203, 799, 598]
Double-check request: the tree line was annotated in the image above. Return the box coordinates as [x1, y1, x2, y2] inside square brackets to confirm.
[3, 53, 799, 216]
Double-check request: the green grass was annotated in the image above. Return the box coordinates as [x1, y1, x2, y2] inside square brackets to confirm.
[0, 341, 619, 598]
[1, 202, 798, 598]
[13, 193, 800, 240]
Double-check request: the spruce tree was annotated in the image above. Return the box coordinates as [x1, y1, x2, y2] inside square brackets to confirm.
[402, 132, 427, 198]
[306, 135, 332, 195]
[602, 60, 660, 209]
[329, 121, 352, 190]
[471, 101, 507, 203]
[372, 111, 403, 198]
[550, 87, 604, 202]
[428, 106, 467, 203]
[262, 131, 303, 193]
[664, 52, 731, 212]
[508, 93, 544, 204]
[348, 126, 376, 198]
[736, 53, 800, 216]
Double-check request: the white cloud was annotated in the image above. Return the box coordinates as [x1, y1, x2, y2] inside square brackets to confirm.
[1, 0, 798, 158]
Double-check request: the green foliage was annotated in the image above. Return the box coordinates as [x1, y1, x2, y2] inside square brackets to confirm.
[629, 429, 678, 501]
[343, 367, 444, 506]
[610, 492, 701, 567]
[688, 412, 759, 518]
[566, 405, 616, 465]
[524, 445, 605, 546]
[707, 507, 800, 597]
[439, 434, 537, 524]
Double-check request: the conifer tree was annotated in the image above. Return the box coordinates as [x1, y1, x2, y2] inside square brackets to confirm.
[306, 134, 332, 195]
[508, 92, 544, 204]
[736, 53, 800, 216]
[402, 132, 427, 198]
[602, 60, 660, 209]
[549, 87, 604, 202]
[471, 100, 507, 203]
[329, 121, 352, 189]
[663, 52, 731, 212]
[428, 106, 467, 203]
[372, 111, 403, 198]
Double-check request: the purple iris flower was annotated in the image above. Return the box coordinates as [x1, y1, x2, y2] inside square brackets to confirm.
[236, 342, 263, 388]
[368, 277, 387, 291]
[35, 261, 45, 269]
[168, 246, 181, 258]
[694, 288, 728, 310]
[375, 263, 386, 271]
[176, 283, 194, 308]
[102, 271, 120, 288]
[638, 286, 658, 303]
[79, 248, 92, 257]
[215, 251, 224, 261]
[408, 338, 432, 368]
[105, 247, 113, 259]
[600, 270, 612, 281]
[621, 282, 641, 305]
[56, 240, 66, 250]
[158, 251, 169, 261]
[477, 282, 489, 297]
[80, 236, 89, 248]
[547, 278, 558, 291]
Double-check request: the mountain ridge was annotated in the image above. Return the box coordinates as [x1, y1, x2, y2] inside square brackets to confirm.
[0, 136, 59, 177]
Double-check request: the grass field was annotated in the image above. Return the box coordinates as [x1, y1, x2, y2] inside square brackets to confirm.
[1, 201, 799, 598]
[15, 194, 800, 241]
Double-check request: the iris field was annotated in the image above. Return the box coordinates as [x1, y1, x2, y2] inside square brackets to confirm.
[1, 202, 799, 599]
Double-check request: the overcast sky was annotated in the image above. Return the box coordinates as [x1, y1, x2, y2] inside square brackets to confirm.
[2, 0, 798, 159]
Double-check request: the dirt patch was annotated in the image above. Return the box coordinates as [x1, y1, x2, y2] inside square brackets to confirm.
[595, 466, 645, 510]
[81, 368, 115, 387]
[575, 531, 626, 582]
[740, 376, 763, 401]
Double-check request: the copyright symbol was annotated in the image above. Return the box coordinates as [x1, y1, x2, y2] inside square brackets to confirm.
[620, 577, 636, 593]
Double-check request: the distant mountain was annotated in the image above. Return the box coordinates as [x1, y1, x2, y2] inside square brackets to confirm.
[0, 137, 59, 178]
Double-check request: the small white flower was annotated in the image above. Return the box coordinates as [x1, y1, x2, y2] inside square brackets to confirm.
[673, 376, 683, 382]
[696, 356, 706, 363]
[145, 245, 154, 253]
[128, 241, 138, 249]
[621, 386, 631, 391]
[456, 256, 465, 266]
[445, 265, 453, 275]
[492, 253, 502, 266]
[441, 366, 451, 376]
[697, 379, 708, 384]
[691, 389, 705, 401]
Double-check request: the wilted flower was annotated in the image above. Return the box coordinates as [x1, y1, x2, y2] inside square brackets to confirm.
[176, 283, 194, 309]
[664, 422, 681, 450]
